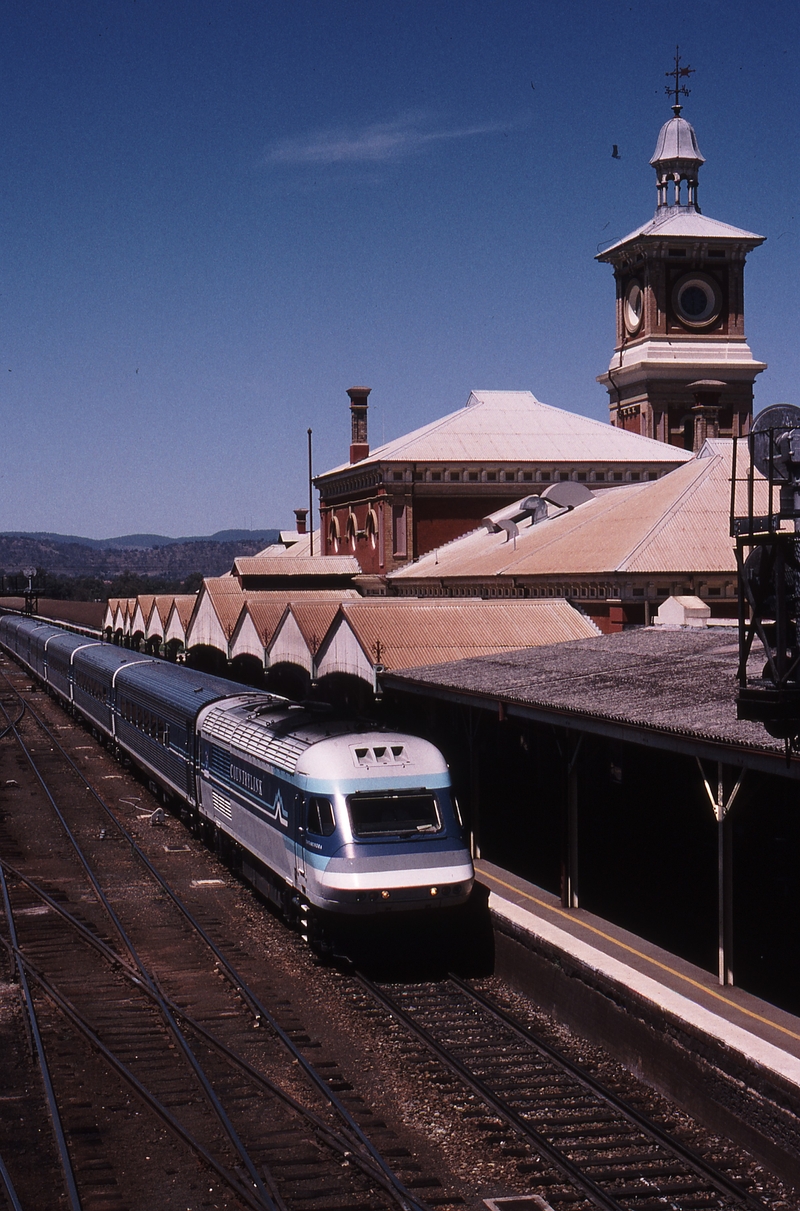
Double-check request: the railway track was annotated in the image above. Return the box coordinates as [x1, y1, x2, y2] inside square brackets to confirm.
[353, 973, 771, 1211]
[0, 658, 443, 1210]
[0, 644, 794, 1211]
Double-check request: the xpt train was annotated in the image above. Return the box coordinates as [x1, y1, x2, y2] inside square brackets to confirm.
[0, 615, 473, 927]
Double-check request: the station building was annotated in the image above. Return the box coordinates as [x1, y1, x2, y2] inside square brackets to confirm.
[387, 438, 760, 630]
[314, 390, 690, 576]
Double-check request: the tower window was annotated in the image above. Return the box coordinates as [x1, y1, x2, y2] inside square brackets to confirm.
[595, 472, 605, 482]
[431, 471, 442, 481]
[468, 471, 479, 481]
[577, 472, 587, 482]
[449, 471, 460, 481]
[559, 471, 570, 482]
[522, 471, 533, 481]
[668, 248, 687, 257]
[392, 471, 403, 481]
[630, 472, 640, 482]
[540, 471, 551, 482]
[486, 471, 497, 481]
[708, 249, 726, 258]
[503, 471, 515, 482]
[613, 472, 623, 481]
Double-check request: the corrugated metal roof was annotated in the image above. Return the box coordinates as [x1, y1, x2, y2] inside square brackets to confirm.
[170, 595, 198, 627]
[320, 392, 692, 474]
[152, 595, 177, 627]
[236, 599, 290, 647]
[233, 555, 360, 577]
[382, 628, 786, 759]
[598, 209, 763, 259]
[284, 600, 345, 651]
[334, 599, 599, 670]
[389, 442, 765, 582]
[255, 530, 321, 557]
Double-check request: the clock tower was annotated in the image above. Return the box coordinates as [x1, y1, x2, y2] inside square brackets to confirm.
[597, 61, 765, 450]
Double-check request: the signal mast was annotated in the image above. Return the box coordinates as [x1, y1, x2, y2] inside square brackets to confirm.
[733, 404, 800, 756]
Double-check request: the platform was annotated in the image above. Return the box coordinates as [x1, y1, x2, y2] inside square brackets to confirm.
[478, 858, 800, 1191]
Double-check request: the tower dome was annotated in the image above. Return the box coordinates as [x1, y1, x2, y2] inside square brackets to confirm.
[650, 110, 705, 212]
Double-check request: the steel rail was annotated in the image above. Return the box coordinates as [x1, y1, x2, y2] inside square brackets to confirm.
[0, 856, 424, 1205]
[0, 1150, 23, 1211]
[0, 861, 82, 1211]
[0, 661, 430, 1211]
[357, 971, 628, 1211]
[0, 933, 268, 1211]
[0, 695, 277, 1211]
[0, 698, 24, 739]
[452, 975, 769, 1211]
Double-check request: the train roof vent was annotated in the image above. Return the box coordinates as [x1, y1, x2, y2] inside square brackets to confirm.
[351, 744, 409, 767]
[203, 708, 307, 774]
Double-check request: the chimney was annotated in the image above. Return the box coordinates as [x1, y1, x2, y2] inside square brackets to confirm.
[293, 508, 308, 535]
[348, 386, 371, 463]
[688, 380, 724, 452]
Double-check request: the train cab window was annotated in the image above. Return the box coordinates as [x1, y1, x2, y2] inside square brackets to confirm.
[306, 796, 336, 837]
[347, 791, 441, 838]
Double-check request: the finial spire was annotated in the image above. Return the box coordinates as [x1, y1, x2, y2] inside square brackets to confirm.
[665, 45, 694, 116]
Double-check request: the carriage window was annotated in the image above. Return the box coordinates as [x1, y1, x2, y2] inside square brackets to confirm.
[306, 796, 336, 837]
[347, 791, 441, 837]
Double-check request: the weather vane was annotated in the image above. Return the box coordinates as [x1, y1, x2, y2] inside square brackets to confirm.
[665, 45, 694, 115]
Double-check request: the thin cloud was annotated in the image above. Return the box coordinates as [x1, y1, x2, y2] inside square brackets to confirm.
[266, 113, 507, 166]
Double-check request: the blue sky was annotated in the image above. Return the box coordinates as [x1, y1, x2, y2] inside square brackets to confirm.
[2, 0, 797, 537]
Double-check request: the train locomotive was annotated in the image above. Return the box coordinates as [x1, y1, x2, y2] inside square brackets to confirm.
[0, 614, 474, 927]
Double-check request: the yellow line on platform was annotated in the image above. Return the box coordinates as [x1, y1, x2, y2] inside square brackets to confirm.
[481, 867, 800, 1047]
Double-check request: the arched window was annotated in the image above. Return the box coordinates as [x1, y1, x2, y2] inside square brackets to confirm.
[346, 513, 357, 552]
[328, 516, 340, 554]
[365, 509, 378, 549]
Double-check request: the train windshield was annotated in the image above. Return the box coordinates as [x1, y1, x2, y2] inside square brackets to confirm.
[347, 791, 441, 838]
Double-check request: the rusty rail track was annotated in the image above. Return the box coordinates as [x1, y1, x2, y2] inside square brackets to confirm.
[356, 973, 770, 1211]
[0, 660, 433, 1211]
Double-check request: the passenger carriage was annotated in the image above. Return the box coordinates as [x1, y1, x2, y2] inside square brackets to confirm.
[0, 614, 474, 924]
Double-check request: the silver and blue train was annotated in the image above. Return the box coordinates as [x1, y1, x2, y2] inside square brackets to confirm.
[0, 614, 474, 924]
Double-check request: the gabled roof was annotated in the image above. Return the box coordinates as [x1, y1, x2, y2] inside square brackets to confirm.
[389, 442, 765, 582]
[597, 208, 764, 260]
[151, 595, 178, 628]
[169, 595, 198, 628]
[281, 600, 346, 652]
[233, 555, 360, 578]
[330, 599, 599, 671]
[318, 392, 692, 475]
[255, 529, 321, 557]
[233, 599, 291, 649]
[236, 592, 359, 649]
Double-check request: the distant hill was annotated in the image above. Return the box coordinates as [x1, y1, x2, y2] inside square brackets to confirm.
[0, 530, 282, 581]
[0, 529, 280, 550]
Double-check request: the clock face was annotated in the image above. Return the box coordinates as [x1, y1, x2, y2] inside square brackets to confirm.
[672, 273, 721, 328]
[624, 280, 643, 334]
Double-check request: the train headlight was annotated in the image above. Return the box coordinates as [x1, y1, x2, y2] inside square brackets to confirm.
[381, 890, 390, 900]
[430, 886, 438, 897]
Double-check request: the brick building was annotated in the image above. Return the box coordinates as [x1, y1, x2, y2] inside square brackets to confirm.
[314, 388, 689, 574]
